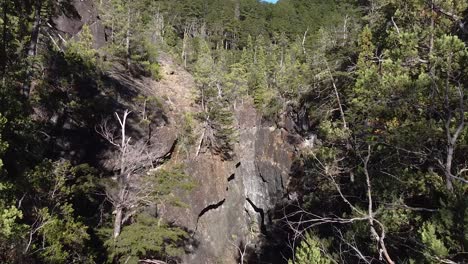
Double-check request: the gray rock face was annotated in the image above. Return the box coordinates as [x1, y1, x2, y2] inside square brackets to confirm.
[53, 0, 106, 48]
[164, 103, 297, 264]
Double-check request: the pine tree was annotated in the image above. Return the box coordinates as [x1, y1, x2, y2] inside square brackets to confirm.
[224, 49, 249, 104]
[99, 0, 162, 76]
[193, 40, 235, 158]
[249, 36, 270, 109]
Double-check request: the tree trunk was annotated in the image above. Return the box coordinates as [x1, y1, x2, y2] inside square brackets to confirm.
[442, 55, 464, 192]
[126, 9, 131, 70]
[301, 28, 308, 55]
[113, 176, 127, 239]
[182, 28, 188, 68]
[28, 1, 42, 58]
[364, 147, 395, 264]
[342, 15, 348, 44]
[325, 61, 347, 129]
[233, 0, 240, 21]
[113, 207, 123, 238]
[1, 0, 8, 79]
[23, 0, 42, 97]
[445, 145, 454, 191]
[429, 0, 434, 54]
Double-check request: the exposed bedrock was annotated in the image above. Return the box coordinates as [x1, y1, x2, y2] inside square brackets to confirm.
[163, 103, 298, 264]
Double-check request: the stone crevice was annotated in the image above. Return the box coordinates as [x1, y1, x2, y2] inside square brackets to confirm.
[254, 160, 269, 183]
[227, 173, 235, 182]
[246, 198, 267, 234]
[195, 198, 226, 232]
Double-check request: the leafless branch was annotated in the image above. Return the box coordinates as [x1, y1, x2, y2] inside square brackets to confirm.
[335, 228, 371, 264]
[324, 60, 348, 130]
[228, 237, 250, 264]
[97, 110, 167, 239]
[138, 260, 167, 264]
[284, 145, 395, 263]
[391, 17, 400, 35]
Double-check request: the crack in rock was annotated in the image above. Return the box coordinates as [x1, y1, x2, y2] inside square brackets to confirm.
[152, 138, 178, 167]
[227, 173, 235, 182]
[258, 171, 268, 183]
[195, 199, 226, 230]
[279, 169, 285, 190]
[254, 160, 268, 183]
[246, 198, 267, 234]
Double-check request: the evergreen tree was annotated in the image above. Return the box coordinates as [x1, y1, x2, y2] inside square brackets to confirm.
[290, 1, 467, 263]
[194, 40, 236, 158]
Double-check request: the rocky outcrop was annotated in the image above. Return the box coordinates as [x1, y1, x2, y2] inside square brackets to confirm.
[101, 54, 301, 263]
[53, 0, 106, 48]
[52, 3, 301, 262]
[160, 100, 297, 263]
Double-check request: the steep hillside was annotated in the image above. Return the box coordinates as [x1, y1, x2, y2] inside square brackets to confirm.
[1, 0, 467, 263]
[117, 51, 304, 263]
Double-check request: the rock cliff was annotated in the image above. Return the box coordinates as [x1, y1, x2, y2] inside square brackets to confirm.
[53, 1, 303, 263]
[152, 57, 299, 264]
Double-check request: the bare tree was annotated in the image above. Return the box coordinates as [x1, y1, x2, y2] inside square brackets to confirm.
[324, 60, 347, 130]
[228, 238, 250, 264]
[97, 110, 164, 239]
[284, 145, 395, 264]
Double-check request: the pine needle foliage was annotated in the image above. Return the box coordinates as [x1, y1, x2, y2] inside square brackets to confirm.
[109, 213, 188, 264]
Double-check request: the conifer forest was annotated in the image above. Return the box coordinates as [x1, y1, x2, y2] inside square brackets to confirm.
[0, 0, 467, 263]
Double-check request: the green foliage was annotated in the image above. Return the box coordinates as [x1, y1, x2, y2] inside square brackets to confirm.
[100, 0, 164, 74]
[193, 40, 215, 89]
[64, 25, 97, 71]
[145, 62, 162, 80]
[420, 222, 449, 259]
[109, 213, 188, 264]
[318, 120, 350, 142]
[193, 40, 236, 158]
[284, 0, 468, 263]
[153, 0, 355, 120]
[143, 165, 195, 208]
[2, 0, 468, 263]
[178, 113, 197, 156]
[137, 39, 162, 80]
[248, 36, 271, 110]
[101, 164, 193, 262]
[223, 51, 249, 101]
[0, 182, 25, 246]
[26, 160, 97, 263]
[0, 114, 26, 260]
[133, 95, 164, 127]
[0, 203, 23, 239]
[36, 204, 91, 264]
[0, 196, 25, 263]
[289, 232, 333, 264]
[28, 160, 97, 202]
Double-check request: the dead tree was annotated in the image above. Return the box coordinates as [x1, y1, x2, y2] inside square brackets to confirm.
[228, 238, 250, 264]
[97, 110, 162, 239]
[284, 145, 395, 264]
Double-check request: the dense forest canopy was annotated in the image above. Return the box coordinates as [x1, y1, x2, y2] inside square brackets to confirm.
[0, 0, 467, 263]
